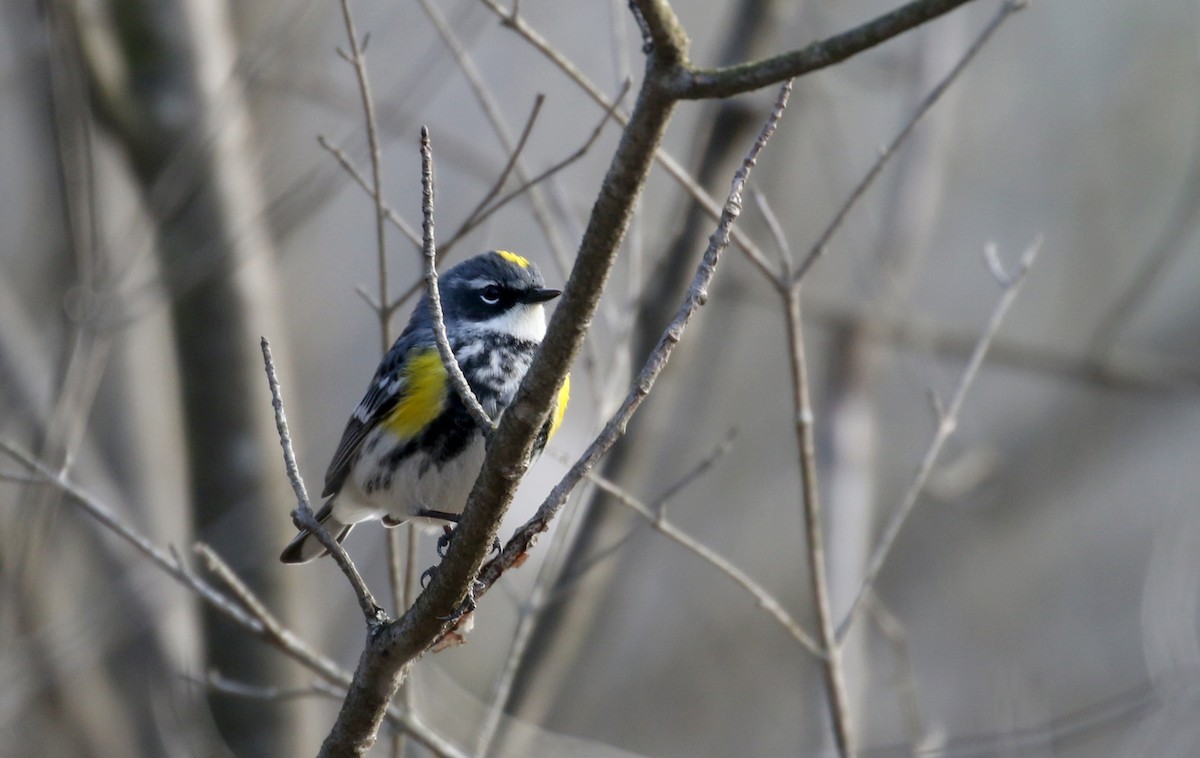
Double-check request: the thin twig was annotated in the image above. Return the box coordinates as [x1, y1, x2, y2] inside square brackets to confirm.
[200, 669, 462, 758]
[260, 337, 385, 623]
[418, 0, 574, 274]
[0, 440, 463, 757]
[442, 80, 631, 255]
[465, 80, 794, 606]
[419, 127, 495, 432]
[836, 236, 1043, 641]
[473, 431, 745, 755]
[339, 0, 416, 694]
[473, 582, 547, 756]
[585, 469, 824, 657]
[316, 135, 423, 253]
[196, 671, 337, 704]
[442, 94, 545, 255]
[0, 470, 39, 484]
[800, 297, 1200, 392]
[539, 431, 732, 603]
[337, 0, 391, 355]
[195, 542, 291, 641]
[0, 443, 335, 683]
[477, 0, 782, 288]
[651, 428, 737, 508]
[751, 187, 792, 279]
[784, 285, 854, 756]
[792, 0, 1024, 285]
[864, 592, 928, 751]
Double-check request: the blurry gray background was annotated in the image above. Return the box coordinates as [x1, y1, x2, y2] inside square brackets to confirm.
[2, 0, 1199, 756]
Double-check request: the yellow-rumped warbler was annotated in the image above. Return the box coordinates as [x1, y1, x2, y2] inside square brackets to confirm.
[281, 250, 568, 564]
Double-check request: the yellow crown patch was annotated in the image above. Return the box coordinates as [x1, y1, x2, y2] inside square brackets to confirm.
[496, 250, 530, 269]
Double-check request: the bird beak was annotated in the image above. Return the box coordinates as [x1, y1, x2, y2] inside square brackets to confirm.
[522, 287, 561, 304]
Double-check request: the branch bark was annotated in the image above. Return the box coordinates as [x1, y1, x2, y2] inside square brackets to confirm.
[678, 0, 988, 99]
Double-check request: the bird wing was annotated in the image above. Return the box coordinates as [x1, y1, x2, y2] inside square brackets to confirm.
[322, 330, 437, 498]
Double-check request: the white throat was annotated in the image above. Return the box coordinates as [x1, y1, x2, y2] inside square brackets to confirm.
[479, 302, 547, 342]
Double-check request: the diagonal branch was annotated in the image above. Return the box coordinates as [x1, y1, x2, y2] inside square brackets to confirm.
[260, 337, 385, 624]
[792, 0, 1025, 284]
[584, 468, 823, 656]
[316, 135, 423, 253]
[467, 80, 795, 606]
[837, 236, 1043, 641]
[442, 94, 545, 255]
[477, 0, 781, 286]
[443, 81, 631, 255]
[679, 0, 1001, 100]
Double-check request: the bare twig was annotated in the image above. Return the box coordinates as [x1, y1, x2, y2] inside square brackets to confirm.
[586, 469, 824, 656]
[338, 0, 392, 353]
[473, 430, 740, 754]
[472, 582, 547, 756]
[417, 0, 574, 272]
[194, 671, 337, 703]
[0, 443, 465, 757]
[784, 284, 854, 756]
[260, 337, 385, 623]
[476, 0, 782, 287]
[0, 443, 340, 686]
[419, 127, 495, 432]
[1086, 75, 1200, 357]
[837, 236, 1043, 640]
[0, 470, 39, 484]
[316, 135, 423, 254]
[539, 431, 732, 601]
[200, 669, 465, 758]
[1, 439, 266, 636]
[751, 187, 792, 278]
[801, 297, 1200, 392]
[792, 0, 1025, 285]
[680, 0, 995, 99]
[467, 80, 795, 604]
[195, 542, 292, 641]
[442, 94, 545, 255]
[652, 428, 738, 507]
[442, 80, 631, 254]
[865, 593, 928, 750]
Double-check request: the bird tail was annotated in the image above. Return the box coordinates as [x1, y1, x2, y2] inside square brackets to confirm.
[279, 500, 353, 564]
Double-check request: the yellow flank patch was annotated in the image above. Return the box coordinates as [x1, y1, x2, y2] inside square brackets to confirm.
[383, 349, 448, 440]
[548, 373, 570, 439]
[496, 250, 530, 269]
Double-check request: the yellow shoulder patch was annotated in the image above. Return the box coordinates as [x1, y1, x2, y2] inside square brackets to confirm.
[496, 250, 530, 269]
[548, 373, 570, 440]
[383, 348, 448, 440]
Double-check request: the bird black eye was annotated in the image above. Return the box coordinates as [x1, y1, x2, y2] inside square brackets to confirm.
[480, 284, 501, 305]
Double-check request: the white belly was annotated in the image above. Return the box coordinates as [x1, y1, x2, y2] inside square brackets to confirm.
[334, 428, 487, 528]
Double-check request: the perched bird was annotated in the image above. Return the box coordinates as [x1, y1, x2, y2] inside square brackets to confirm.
[281, 251, 569, 564]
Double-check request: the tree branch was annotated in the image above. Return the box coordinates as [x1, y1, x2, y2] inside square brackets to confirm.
[837, 236, 1043, 641]
[792, 0, 1024, 284]
[679, 0, 993, 100]
[467, 80, 794, 606]
[584, 467, 823, 656]
[419, 127, 495, 432]
[260, 337, 385, 624]
[336, 0, 391, 356]
[784, 286, 854, 756]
